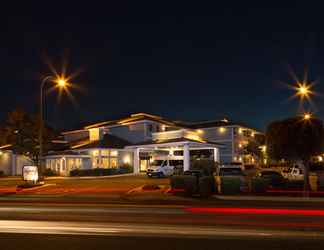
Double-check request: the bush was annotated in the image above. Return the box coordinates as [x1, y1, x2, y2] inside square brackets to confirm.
[43, 168, 58, 177]
[199, 176, 216, 198]
[170, 175, 198, 196]
[118, 164, 133, 174]
[251, 178, 268, 193]
[70, 168, 120, 177]
[221, 177, 241, 195]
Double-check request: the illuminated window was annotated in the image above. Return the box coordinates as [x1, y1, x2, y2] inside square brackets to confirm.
[238, 128, 243, 134]
[101, 150, 109, 156]
[102, 158, 109, 168]
[92, 150, 99, 156]
[110, 150, 118, 157]
[110, 158, 118, 168]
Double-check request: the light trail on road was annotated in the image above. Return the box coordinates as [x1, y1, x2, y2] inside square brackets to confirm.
[186, 207, 324, 216]
[0, 220, 323, 239]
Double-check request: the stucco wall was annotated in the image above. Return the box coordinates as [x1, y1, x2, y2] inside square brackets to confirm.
[109, 124, 147, 143]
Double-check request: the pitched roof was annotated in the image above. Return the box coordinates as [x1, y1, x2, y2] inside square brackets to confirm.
[62, 113, 180, 134]
[62, 112, 261, 134]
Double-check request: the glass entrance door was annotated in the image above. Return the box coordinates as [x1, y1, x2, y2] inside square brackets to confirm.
[140, 159, 149, 172]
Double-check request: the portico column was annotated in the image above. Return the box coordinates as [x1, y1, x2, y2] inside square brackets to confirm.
[183, 144, 190, 172]
[213, 148, 219, 162]
[133, 148, 140, 174]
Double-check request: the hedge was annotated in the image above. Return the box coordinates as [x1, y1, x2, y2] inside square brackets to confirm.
[221, 177, 241, 195]
[170, 175, 197, 196]
[70, 166, 133, 177]
[43, 168, 58, 176]
[199, 176, 216, 197]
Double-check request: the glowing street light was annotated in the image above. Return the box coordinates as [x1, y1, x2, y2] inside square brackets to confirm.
[57, 78, 67, 87]
[296, 83, 311, 98]
[39, 75, 70, 172]
[303, 112, 311, 120]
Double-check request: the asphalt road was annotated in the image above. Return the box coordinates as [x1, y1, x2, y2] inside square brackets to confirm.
[1, 201, 324, 249]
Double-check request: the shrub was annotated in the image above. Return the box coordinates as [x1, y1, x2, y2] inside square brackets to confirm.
[69, 168, 120, 177]
[118, 164, 133, 174]
[199, 176, 216, 198]
[221, 177, 241, 195]
[170, 175, 198, 196]
[43, 168, 58, 177]
[251, 177, 268, 193]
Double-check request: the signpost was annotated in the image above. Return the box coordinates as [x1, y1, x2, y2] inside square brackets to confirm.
[23, 166, 39, 184]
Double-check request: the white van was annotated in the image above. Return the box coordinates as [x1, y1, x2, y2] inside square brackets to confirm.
[147, 156, 183, 178]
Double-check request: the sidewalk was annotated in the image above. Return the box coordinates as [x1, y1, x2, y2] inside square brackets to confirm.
[214, 195, 324, 203]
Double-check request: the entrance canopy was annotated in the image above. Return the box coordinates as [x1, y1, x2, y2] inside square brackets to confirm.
[125, 137, 222, 173]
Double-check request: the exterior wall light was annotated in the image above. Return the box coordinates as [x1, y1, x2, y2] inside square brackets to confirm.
[219, 127, 226, 133]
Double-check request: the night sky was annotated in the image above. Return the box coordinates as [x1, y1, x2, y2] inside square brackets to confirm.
[1, 1, 324, 131]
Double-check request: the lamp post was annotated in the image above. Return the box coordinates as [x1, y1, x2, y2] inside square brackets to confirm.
[39, 76, 67, 171]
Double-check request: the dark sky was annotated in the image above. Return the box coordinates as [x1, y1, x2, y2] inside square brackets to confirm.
[1, 1, 324, 131]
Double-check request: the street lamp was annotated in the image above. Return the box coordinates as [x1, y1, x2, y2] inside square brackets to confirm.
[38, 76, 69, 171]
[303, 112, 312, 120]
[295, 82, 312, 99]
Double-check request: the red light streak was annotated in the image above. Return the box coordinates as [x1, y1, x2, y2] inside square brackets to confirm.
[186, 207, 324, 216]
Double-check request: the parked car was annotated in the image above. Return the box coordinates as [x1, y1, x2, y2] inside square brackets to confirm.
[257, 170, 287, 188]
[147, 159, 183, 178]
[282, 166, 304, 180]
[217, 165, 248, 192]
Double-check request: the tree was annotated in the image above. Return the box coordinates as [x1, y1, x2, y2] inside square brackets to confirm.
[243, 134, 265, 163]
[266, 116, 324, 191]
[0, 108, 57, 162]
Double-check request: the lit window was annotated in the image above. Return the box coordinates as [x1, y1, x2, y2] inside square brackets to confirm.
[101, 150, 109, 156]
[238, 128, 243, 134]
[110, 150, 118, 157]
[110, 158, 118, 168]
[92, 150, 99, 156]
[102, 158, 109, 168]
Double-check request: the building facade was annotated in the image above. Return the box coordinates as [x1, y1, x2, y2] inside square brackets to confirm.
[44, 113, 261, 176]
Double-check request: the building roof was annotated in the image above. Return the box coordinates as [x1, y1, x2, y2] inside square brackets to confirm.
[70, 134, 132, 150]
[62, 112, 261, 135]
[63, 113, 180, 134]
